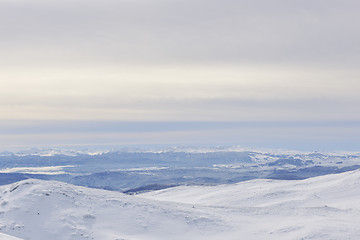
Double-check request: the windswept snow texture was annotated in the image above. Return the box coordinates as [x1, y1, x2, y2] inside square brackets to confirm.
[1, 171, 360, 239]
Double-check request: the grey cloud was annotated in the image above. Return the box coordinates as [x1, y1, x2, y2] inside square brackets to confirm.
[1, 0, 360, 66]
[3, 94, 360, 121]
[1, 119, 360, 135]
[0, 119, 360, 151]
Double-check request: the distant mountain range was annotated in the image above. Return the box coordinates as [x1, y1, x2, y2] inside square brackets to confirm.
[0, 147, 359, 193]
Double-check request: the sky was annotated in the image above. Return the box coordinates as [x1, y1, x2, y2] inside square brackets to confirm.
[1, 0, 360, 151]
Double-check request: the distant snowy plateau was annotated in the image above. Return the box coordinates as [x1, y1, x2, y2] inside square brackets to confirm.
[0, 147, 360, 239]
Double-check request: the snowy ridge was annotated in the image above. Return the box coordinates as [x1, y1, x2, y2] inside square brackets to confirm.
[1, 171, 360, 239]
[140, 170, 360, 239]
[140, 169, 360, 208]
[3, 145, 360, 157]
[0, 232, 22, 240]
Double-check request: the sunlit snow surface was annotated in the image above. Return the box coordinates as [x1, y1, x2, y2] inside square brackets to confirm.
[1, 170, 360, 239]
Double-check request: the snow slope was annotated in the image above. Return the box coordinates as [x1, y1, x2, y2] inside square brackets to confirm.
[0, 232, 22, 240]
[1, 170, 360, 239]
[0, 180, 224, 240]
[141, 170, 360, 239]
[141, 169, 360, 208]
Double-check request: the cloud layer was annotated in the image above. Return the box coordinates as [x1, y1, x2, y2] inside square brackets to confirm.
[1, 0, 360, 149]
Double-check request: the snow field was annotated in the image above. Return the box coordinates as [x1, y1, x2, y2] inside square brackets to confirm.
[1, 170, 360, 239]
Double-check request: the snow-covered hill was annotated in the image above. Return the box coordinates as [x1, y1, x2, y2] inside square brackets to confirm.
[140, 169, 360, 209]
[0, 179, 224, 240]
[141, 170, 360, 239]
[1, 170, 360, 239]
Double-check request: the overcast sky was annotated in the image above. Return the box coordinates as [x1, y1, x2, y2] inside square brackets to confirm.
[1, 0, 359, 150]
